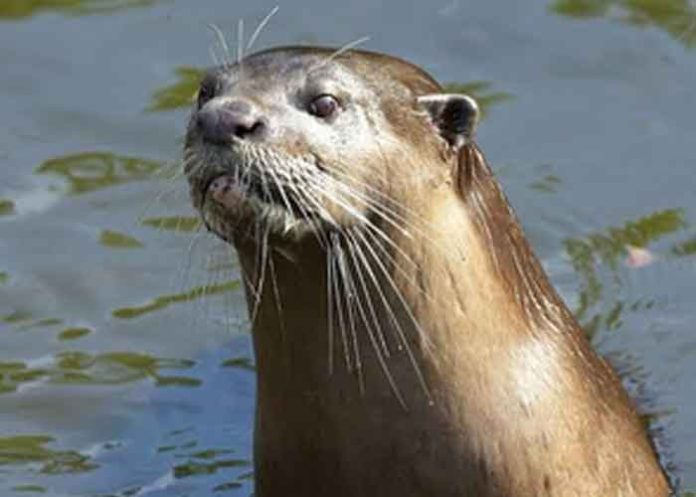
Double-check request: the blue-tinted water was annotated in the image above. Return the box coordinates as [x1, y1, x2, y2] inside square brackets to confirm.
[1, 1, 694, 495]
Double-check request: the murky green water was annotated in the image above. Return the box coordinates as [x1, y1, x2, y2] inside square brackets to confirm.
[0, 0, 694, 495]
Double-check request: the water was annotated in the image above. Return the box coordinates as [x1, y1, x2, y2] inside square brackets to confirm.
[0, 0, 694, 495]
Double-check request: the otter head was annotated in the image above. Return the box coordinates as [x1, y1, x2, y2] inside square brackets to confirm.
[184, 46, 479, 247]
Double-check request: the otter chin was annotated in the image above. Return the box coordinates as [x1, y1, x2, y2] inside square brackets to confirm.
[184, 46, 671, 497]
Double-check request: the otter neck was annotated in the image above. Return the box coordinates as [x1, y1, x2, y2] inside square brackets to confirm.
[234, 194, 540, 407]
[235, 185, 569, 496]
[237, 174, 553, 437]
[233, 149, 667, 496]
[234, 148, 574, 411]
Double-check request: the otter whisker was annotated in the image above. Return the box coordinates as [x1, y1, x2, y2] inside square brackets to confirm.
[237, 19, 245, 66]
[218, 243, 241, 332]
[354, 230, 430, 382]
[182, 157, 209, 183]
[326, 175, 422, 240]
[295, 173, 345, 233]
[174, 221, 207, 305]
[138, 163, 190, 224]
[234, 156, 243, 189]
[284, 176, 328, 249]
[342, 230, 390, 359]
[209, 45, 222, 68]
[240, 265, 263, 319]
[303, 177, 379, 233]
[246, 6, 280, 51]
[239, 154, 254, 193]
[343, 231, 407, 408]
[266, 250, 286, 340]
[255, 160, 272, 205]
[254, 164, 307, 240]
[327, 238, 335, 375]
[330, 232, 353, 373]
[207, 23, 231, 68]
[257, 154, 300, 233]
[351, 228, 434, 404]
[327, 170, 412, 221]
[327, 179, 452, 294]
[211, 250, 234, 329]
[156, 157, 185, 183]
[249, 223, 271, 325]
[295, 179, 338, 228]
[335, 236, 365, 394]
[180, 152, 199, 175]
[355, 225, 434, 350]
[194, 249, 222, 331]
[331, 170, 418, 230]
[311, 36, 371, 72]
[325, 174, 413, 234]
[359, 226, 437, 308]
[158, 154, 195, 184]
[346, 229, 403, 349]
[306, 179, 425, 283]
[357, 215, 419, 270]
[326, 166, 439, 242]
[311, 164, 434, 244]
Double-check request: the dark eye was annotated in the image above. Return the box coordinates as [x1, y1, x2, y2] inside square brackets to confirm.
[308, 94, 339, 119]
[197, 82, 215, 108]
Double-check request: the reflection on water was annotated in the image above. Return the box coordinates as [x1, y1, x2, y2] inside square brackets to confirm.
[140, 439, 252, 496]
[673, 236, 696, 255]
[0, 0, 160, 20]
[148, 67, 203, 113]
[564, 208, 688, 336]
[0, 435, 97, 475]
[99, 230, 144, 249]
[79, 360, 256, 497]
[173, 455, 248, 479]
[2, 308, 64, 332]
[16, 319, 64, 332]
[220, 357, 255, 372]
[529, 171, 562, 194]
[37, 152, 160, 196]
[1, 0, 694, 495]
[112, 280, 239, 319]
[57, 327, 92, 341]
[141, 215, 201, 232]
[0, 199, 15, 217]
[10, 485, 47, 494]
[2, 310, 35, 325]
[550, 0, 696, 47]
[0, 351, 201, 394]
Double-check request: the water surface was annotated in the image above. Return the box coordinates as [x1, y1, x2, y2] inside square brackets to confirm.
[1, 0, 694, 495]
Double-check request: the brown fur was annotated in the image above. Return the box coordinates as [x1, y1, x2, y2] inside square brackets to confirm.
[185, 47, 671, 497]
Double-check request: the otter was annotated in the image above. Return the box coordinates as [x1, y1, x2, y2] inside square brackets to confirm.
[183, 46, 671, 497]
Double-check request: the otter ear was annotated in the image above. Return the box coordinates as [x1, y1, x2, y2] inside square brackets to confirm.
[417, 94, 479, 150]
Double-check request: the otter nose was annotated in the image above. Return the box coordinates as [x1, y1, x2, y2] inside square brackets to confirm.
[197, 100, 266, 144]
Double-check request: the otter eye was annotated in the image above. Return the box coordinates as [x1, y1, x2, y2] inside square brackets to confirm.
[197, 83, 215, 108]
[308, 94, 339, 119]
